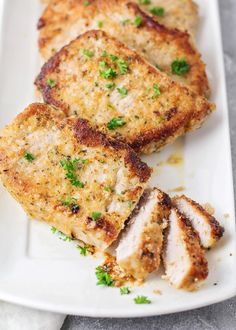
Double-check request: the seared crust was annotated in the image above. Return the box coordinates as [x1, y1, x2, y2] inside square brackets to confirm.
[37, 0, 209, 97]
[162, 208, 208, 290]
[35, 30, 214, 154]
[173, 195, 224, 246]
[0, 103, 150, 250]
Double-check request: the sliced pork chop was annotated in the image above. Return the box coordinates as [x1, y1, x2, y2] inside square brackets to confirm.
[0, 103, 151, 250]
[37, 0, 209, 97]
[116, 188, 171, 280]
[162, 208, 208, 290]
[35, 30, 214, 154]
[135, 0, 199, 37]
[173, 195, 224, 248]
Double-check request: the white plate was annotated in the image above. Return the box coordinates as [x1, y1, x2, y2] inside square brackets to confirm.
[0, 0, 235, 317]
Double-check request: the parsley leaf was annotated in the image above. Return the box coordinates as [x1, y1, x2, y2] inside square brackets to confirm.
[51, 227, 72, 242]
[120, 287, 131, 295]
[47, 79, 56, 88]
[153, 83, 161, 97]
[171, 59, 190, 76]
[105, 82, 116, 90]
[117, 86, 128, 97]
[104, 186, 113, 192]
[82, 49, 94, 58]
[95, 266, 113, 286]
[24, 152, 35, 162]
[134, 296, 151, 304]
[107, 117, 126, 130]
[97, 21, 103, 28]
[60, 158, 85, 188]
[117, 59, 128, 75]
[100, 68, 117, 79]
[139, 0, 151, 4]
[83, 0, 91, 6]
[77, 245, 89, 256]
[121, 19, 131, 26]
[150, 7, 165, 17]
[134, 15, 143, 27]
[109, 54, 118, 61]
[91, 211, 102, 221]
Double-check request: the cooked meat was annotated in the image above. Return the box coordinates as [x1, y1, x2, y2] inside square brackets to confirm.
[35, 30, 214, 154]
[37, 0, 209, 97]
[173, 195, 224, 248]
[116, 188, 171, 280]
[162, 208, 208, 290]
[0, 103, 151, 250]
[135, 0, 199, 37]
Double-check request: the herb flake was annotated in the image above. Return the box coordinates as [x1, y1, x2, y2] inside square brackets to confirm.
[24, 152, 35, 163]
[107, 117, 126, 130]
[134, 296, 151, 304]
[91, 211, 102, 221]
[117, 86, 128, 97]
[171, 59, 190, 76]
[150, 7, 165, 17]
[120, 287, 131, 295]
[95, 266, 113, 286]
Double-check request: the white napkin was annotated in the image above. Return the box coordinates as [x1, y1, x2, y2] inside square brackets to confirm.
[0, 301, 65, 330]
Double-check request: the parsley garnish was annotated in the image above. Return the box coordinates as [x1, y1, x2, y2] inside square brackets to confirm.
[128, 201, 134, 208]
[107, 117, 126, 130]
[77, 245, 89, 256]
[61, 196, 77, 206]
[60, 158, 85, 188]
[100, 68, 117, 79]
[134, 296, 151, 304]
[105, 82, 116, 90]
[61, 197, 80, 214]
[117, 59, 128, 75]
[24, 152, 35, 162]
[121, 19, 131, 26]
[47, 79, 56, 88]
[120, 287, 131, 295]
[51, 227, 72, 242]
[83, 0, 91, 6]
[104, 186, 113, 192]
[101, 50, 108, 57]
[95, 266, 113, 286]
[139, 0, 151, 4]
[153, 83, 161, 97]
[82, 49, 94, 58]
[97, 21, 103, 28]
[109, 54, 118, 61]
[134, 16, 142, 27]
[150, 7, 165, 17]
[91, 211, 102, 221]
[117, 86, 128, 97]
[171, 59, 190, 76]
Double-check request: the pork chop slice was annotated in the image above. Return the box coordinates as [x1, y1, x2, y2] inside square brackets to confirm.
[173, 195, 224, 248]
[37, 0, 209, 97]
[116, 188, 171, 280]
[0, 103, 151, 250]
[35, 30, 214, 154]
[162, 208, 208, 290]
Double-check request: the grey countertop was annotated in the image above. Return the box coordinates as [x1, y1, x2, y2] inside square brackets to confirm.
[61, 1, 236, 329]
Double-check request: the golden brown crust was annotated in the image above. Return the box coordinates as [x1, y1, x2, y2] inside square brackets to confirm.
[37, 0, 209, 97]
[0, 103, 150, 250]
[35, 29, 214, 154]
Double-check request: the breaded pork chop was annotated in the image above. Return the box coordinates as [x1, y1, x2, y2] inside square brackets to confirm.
[35, 30, 214, 154]
[0, 103, 151, 250]
[116, 188, 171, 280]
[135, 0, 198, 37]
[37, 0, 209, 97]
[173, 195, 224, 248]
[162, 208, 208, 290]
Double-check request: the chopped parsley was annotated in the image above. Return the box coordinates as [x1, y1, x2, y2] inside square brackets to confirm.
[97, 21, 103, 28]
[91, 211, 102, 221]
[128, 201, 134, 208]
[139, 0, 151, 4]
[104, 186, 113, 192]
[100, 67, 117, 79]
[94, 81, 99, 87]
[107, 117, 126, 130]
[153, 83, 161, 98]
[60, 158, 86, 188]
[150, 7, 165, 17]
[61, 197, 80, 214]
[109, 54, 118, 61]
[121, 19, 131, 26]
[99, 61, 107, 68]
[117, 86, 128, 97]
[95, 266, 113, 286]
[77, 245, 89, 256]
[51, 227, 72, 242]
[83, 0, 91, 6]
[117, 59, 128, 75]
[171, 59, 190, 76]
[120, 287, 131, 295]
[134, 15, 142, 27]
[101, 50, 108, 57]
[24, 152, 35, 162]
[134, 296, 151, 304]
[82, 49, 94, 58]
[47, 79, 56, 88]
[105, 82, 116, 90]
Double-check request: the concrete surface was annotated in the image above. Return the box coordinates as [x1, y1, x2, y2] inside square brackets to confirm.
[61, 1, 236, 329]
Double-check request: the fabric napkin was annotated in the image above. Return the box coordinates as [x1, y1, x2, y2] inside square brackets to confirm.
[0, 301, 65, 330]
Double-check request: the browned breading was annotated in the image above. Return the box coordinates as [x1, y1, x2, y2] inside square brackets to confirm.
[37, 0, 209, 97]
[35, 30, 214, 154]
[0, 103, 151, 250]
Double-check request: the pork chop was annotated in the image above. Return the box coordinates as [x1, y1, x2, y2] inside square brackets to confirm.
[0, 103, 151, 250]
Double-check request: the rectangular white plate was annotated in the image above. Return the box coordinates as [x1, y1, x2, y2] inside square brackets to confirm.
[0, 0, 235, 317]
